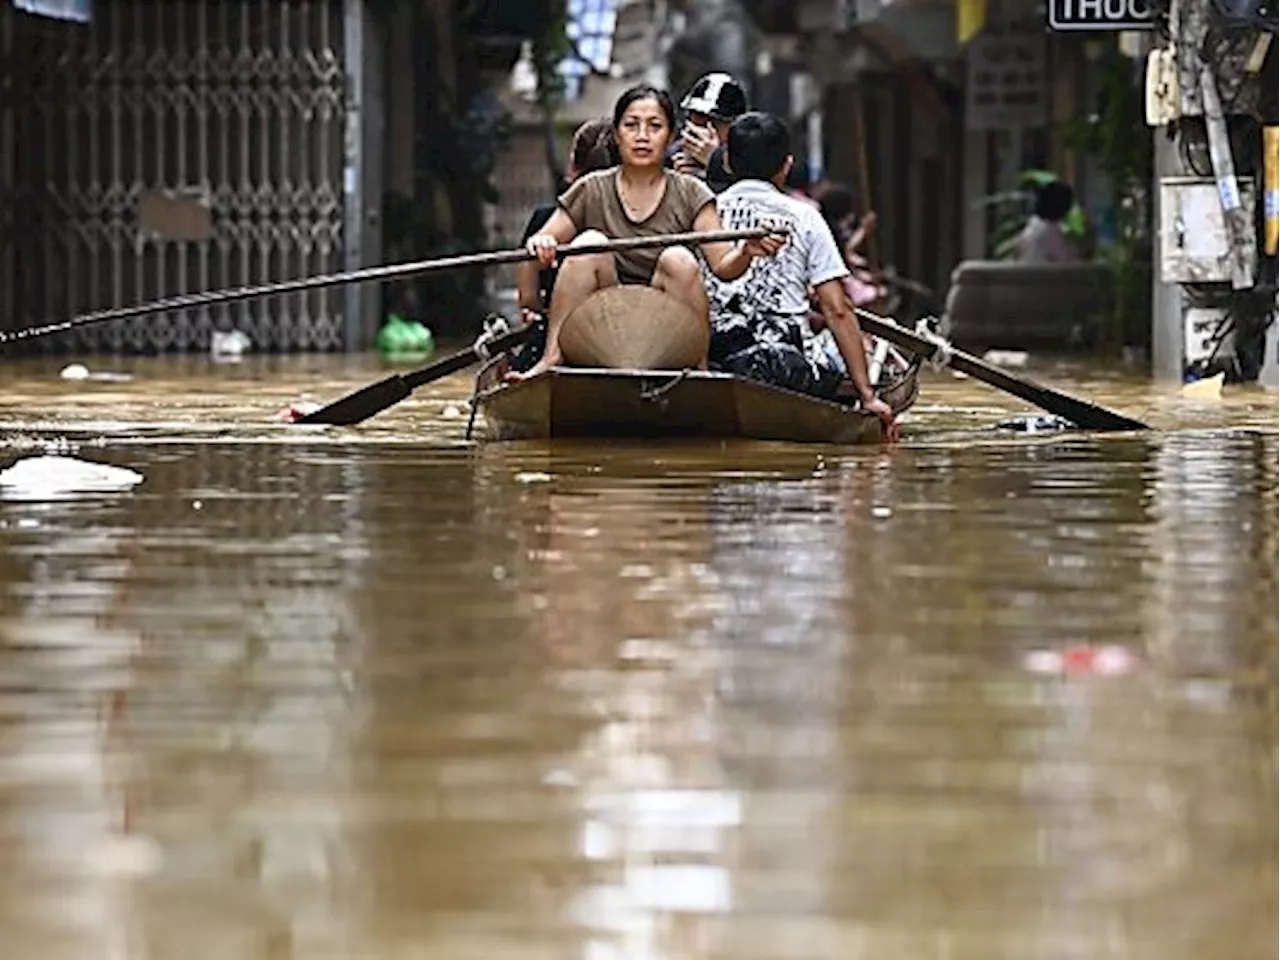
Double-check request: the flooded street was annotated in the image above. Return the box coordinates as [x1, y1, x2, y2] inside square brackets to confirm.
[0, 354, 1275, 959]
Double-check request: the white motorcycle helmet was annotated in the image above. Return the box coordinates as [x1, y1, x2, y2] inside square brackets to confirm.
[680, 73, 748, 122]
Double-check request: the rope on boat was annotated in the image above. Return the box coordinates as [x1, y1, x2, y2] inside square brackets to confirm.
[465, 314, 519, 441]
[875, 352, 924, 416]
[473, 313, 512, 361]
[913, 316, 954, 371]
[639, 368, 693, 403]
[464, 356, 508, 441]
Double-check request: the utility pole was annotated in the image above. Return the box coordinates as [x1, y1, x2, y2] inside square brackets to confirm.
[1151, 127, 1183, 380]
[1146, 0, 1276, 385]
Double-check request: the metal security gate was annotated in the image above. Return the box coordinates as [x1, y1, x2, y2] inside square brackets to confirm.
[0, 1, 356, 353]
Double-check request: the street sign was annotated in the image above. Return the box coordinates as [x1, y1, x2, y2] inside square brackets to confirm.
[1048, 0, 1154, 30]
[966, 31, 1047, 130]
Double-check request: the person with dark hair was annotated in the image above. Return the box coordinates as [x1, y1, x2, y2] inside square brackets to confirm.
[1013, 180, 1081, 264]
[508, 85, 785, 382]
[705, 111, 898, 436]
[816, 182, 883, 309]
[571, 116, 620, 174]
[816, 182, 879, 254]
[670, 72, 749, 193]
[511, 118, 620, 373]
[817, 184, 857, 240]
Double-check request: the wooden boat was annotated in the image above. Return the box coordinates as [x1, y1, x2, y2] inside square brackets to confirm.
[472, 286, 920, 445]
[475, 366, 914, 444]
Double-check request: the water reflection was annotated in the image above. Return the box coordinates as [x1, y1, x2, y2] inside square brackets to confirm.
[0, 495, 148, 959]
[1147, 432, 1278, 672]
[0, 448, 373, 958]
[0, 371, 1273, 959]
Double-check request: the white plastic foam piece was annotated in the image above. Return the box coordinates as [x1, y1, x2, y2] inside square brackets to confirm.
[0, 455, 144, 498]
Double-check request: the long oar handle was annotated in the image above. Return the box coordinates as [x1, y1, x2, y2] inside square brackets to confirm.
[0, 227, 772, 344]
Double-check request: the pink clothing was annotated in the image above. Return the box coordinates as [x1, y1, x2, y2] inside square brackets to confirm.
[841, 251, 884, 306]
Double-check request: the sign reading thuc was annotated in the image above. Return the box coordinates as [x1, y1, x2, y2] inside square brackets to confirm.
[1048, 0, 1154, 29]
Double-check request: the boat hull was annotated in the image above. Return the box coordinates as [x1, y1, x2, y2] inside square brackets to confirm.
[476, 367, 889, 445]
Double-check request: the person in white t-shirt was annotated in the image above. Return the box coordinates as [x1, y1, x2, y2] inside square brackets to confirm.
[704, 112, 897, 437]
[1013, 180, 1082, 264]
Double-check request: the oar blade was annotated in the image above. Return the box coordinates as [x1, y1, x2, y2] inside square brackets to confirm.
[1017, 387, 1148, 432]
[946, 354, 1148, 432]
[1018, 391, 1148, 431]
[855, 310, 1149, 432]
[294, 375, 411, 426]
[290, 325, 531, 428]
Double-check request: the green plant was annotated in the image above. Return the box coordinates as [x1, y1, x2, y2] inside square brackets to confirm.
[1064, 47, 1154, 348]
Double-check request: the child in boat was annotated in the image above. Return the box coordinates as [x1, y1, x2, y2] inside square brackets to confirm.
[510, 118, 618, 374]
[703, 111, 898, 436]
[508, 84, 786, 383]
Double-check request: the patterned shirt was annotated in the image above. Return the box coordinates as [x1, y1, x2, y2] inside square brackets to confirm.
[704, 179, 851, 363]
[706, 179, 849, 317]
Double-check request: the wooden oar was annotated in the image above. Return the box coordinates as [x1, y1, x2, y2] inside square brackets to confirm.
[294, 322, 536, 426]
[854, 308, 1149, 431]
[0, 227, 770, 344]
[287, 228, 774, 426]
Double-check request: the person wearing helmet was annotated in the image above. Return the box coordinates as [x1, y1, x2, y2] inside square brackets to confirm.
[671, 72, 748, 194]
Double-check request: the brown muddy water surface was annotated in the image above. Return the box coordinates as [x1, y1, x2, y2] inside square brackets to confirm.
[0, 353, 1276, 959]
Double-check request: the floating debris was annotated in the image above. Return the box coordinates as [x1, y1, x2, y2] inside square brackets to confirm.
[514, 471, 552, 484]
[211, 329, 252, 361]
[1180, 372, 1225, 399]
[0, 455, 143, 499]
[59, 363, 133, 383]
[1023, 644, 1138, 676]
[983, 349, 1030, 368]
[993, 414, 1074, 433]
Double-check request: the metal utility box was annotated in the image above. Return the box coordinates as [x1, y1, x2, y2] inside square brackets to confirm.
[1159, 176, 1257, 285]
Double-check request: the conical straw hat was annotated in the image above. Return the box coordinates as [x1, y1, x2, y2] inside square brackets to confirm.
[559, 286, 708, 369]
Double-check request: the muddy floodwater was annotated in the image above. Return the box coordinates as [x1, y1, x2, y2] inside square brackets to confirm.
[0, 353, 1275, 960]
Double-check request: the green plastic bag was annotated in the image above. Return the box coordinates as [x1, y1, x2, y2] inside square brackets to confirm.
[376, 314, 435, 362]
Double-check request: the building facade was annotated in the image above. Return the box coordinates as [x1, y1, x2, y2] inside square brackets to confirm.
[0, 0, 390, 353]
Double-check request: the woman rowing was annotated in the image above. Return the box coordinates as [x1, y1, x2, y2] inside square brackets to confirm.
[507, 84, 786, 382]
